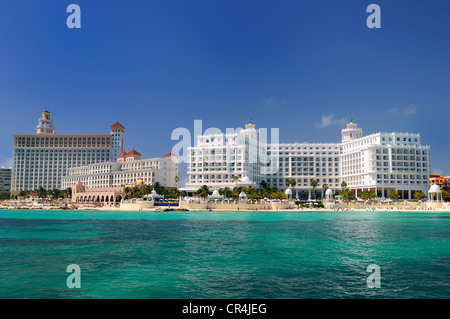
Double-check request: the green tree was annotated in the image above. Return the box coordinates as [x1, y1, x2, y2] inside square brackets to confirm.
[389, 190, 400, 201]
[310, 179, 318, 199]
[37, 187, 47, 199]
[340, 181, 347, 190]
[196, 185, 210, 199]
[153, 182, 164, 195]
[360, 191, 376, 201]
[286, 178, 296, 188]
[220, 187, 233, 198]
[132, 186, 141, 198]
[232, 175, 239, 187]
[260, 180, 268, 190]
[414, 190, 426, 201]
[62, 188, 72, 199]
[360, 191, 370, 201]
[340, 188, 354, 202]
[442, 189, 449, 201]
[174, 176, 179, 188]
[50, 188, 62, 199]
[142, 184, 153, 196]
[165, 188, 180, 199]
[125, 187, 132, 199]
[0, 192, 11, 200]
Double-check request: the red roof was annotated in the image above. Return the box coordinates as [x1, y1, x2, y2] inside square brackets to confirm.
[83, 162, 90, 166]
[127, 149, 142, 156]
[110, 122, 125, 129]
[164, 152, 177, 157]
[43, 109, 50, 113]
[116, 151, 127, 158]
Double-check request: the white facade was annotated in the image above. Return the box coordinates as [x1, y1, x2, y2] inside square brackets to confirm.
[0, 168, 12, 192]
[339, 122, 430, 199]
[186, 123, 266, 189]
[265, 142, 341, 197]
[11, 111, 124, 191]
[186, 121, 431, 200]
[61, 155, 178, 189]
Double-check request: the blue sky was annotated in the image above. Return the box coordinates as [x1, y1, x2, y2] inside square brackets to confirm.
[1, 1, 450, 184]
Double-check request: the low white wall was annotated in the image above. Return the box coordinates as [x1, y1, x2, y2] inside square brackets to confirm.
[120, 202, 155, 210]
[179, 202, 295, 210]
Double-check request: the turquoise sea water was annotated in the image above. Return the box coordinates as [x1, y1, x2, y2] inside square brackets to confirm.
[0, 209, 449, 299]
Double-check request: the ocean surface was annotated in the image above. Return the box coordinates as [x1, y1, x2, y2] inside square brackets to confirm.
[0, 209, 449, 299]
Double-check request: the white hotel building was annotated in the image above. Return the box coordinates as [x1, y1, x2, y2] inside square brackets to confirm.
[185, 121, 431, 200]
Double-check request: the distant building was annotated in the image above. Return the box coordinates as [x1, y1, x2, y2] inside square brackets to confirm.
[0, 167, 12, 192]
[12, 110, 125, 191]
[71, 181, 126, 206]
[429, 174, 450, 189]
[185, 120, 431, 200]
[61, 151, 178, 190]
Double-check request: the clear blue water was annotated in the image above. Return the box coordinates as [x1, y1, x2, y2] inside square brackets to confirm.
[0, 209, 449, 299]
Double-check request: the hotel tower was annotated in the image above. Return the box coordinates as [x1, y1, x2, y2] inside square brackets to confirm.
[11, 110, 125, 191]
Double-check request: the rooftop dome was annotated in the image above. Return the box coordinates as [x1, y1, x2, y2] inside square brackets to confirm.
[285, 188, 292, 195]
[212, 190, 220, 196]
[429, 184, 441, 193]
[326, 189, 333, 195]
[239, 191, 247, 197]
[238, 175, 254, 186]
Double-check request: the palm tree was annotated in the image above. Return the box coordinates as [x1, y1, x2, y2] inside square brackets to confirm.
[125, 187, 131, 199]
[51, 188, 62, 199]
[310, 179, 318, 199]
[442, 189, 449, 202]
[174, 176, 179, 188]
[169, 188, 181, 199]
[341, 188, 354, 202]
[286, 178, 296, 188]
[153, 182, 164, 195]
[322, 183, 328, 200]
[232, 186, 243, 199]
[260, 180, 268, 190]
[414, 190, 426, 201]
[340, 181, 347, 190]
[360, 191, 370, 201]
[196, 185, 210, 199]
[63, 187, 72, 199]
[221, 187, 233, 198]
[37, 186, 47, 199]
[232, 175, 239, 187]
[389, 190, 400, 201]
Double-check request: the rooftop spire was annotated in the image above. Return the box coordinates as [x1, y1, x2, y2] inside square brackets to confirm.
[36, 110, 55, 135]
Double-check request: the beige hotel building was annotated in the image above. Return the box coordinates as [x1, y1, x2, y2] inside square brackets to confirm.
[12, 110, 125, 191]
